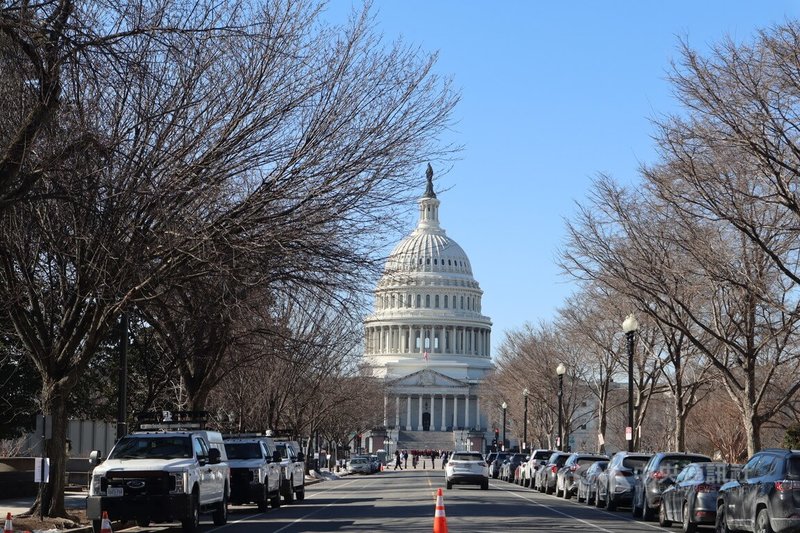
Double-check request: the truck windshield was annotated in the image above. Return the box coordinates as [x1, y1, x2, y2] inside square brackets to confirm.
[226, 443, 262, 460]
[109, 436, 192, 459]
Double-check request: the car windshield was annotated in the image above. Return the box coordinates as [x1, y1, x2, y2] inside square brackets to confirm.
[622, 457, 649, 471]
[788, 457, 800, 478]
[578, 457, 605, 465]
[534, 451, 553, 460]
[275, 443, 290, 459]
[351, 458, 368, 464]
[225, 443, 262, 460]
[660, 456, 710, 475]
[109, 436, 192, 460]
[452, 453, 483, 461]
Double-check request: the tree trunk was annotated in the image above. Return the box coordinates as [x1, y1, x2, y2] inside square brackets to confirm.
[597, 406, 607, 454]
[673, 402, 686, 452]
[25, 381, 69, 518]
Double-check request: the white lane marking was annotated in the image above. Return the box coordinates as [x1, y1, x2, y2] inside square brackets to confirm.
[272, 479, 376, 533]
[206, 478, 364, 532]
[493, 483, 668, 532]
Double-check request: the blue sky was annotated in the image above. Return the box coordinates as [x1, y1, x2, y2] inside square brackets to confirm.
[323, 1, 800, 354]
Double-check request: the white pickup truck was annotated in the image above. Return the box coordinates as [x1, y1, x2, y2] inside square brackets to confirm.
[274, 439, 306, 503]
[223, 435, 282, 511]
[87, 428, 229, 532]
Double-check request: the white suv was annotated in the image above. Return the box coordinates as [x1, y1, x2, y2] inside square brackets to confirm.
[274, 440, 306, 503]
[87, 428, 229, 532]
[445, 451, 489, 490]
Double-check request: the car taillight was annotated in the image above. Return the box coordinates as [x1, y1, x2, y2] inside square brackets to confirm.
[775, 480, 800, 492]
[696, 483, 717, 493]
[651, 471, 665, 480]
[570, 465, 579, 472]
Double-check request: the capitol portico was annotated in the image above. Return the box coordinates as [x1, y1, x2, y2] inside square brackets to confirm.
[362, 165, 494, 453]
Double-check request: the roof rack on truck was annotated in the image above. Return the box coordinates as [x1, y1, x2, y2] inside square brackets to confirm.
[135, 410, 209, 430]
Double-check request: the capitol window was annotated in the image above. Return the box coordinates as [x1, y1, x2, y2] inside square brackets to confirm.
[444, 295, 449, 308]
[416, 294, 421, 307]
[460, 296, 464, 309]
[425, 295, 430, 308]
[435, 295, 439, 308]
[406, 294, 412, 307]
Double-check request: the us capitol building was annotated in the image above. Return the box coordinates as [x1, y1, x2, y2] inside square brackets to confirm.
[362, 166, 494, 454]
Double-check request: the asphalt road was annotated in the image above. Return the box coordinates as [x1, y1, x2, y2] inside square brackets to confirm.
[123, 470, 680, 532]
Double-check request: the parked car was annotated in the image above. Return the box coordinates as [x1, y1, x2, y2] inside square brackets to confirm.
[521, 449, 556, 488]
[632, 451, 712, 521]
[368, 455, 381, 473]
[716, 448, 800, 533]
[445, 451, 489, 490]
[659, 461, 740, 532]
[501, 453, 528, 483]
[537, 451, 571, 494]
[557, 452, 609, 499]
[490, 452, 511, 479]
[348, 456, 373, 475]
[596, 451, 652, 510]
[577, 460, 608, 504]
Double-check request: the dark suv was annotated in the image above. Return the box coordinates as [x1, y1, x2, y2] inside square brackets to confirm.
[716, 449, 800, 533]
[632, 451, 711, 521]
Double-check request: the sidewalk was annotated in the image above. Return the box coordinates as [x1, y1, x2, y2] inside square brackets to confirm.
[1, 490, 87, 517]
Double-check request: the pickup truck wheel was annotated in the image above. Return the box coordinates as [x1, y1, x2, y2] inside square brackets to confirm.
[284, 478, 295, 504]
[257, 486, 269, 512]
[755, 508, 774, 533]
[212, 490, 228, 526]
[296, 482, 305, 501]
[271, 489, 282, 509]
[181, 491, 200, 533]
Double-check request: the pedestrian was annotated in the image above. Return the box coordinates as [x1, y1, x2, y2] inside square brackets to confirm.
[394, 449, 402, 470]
[403, 450, 409, 469]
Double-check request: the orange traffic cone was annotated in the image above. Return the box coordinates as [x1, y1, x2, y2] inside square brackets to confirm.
[3, 512, 12, 533]
[99, 511, 112, 533]
[433, 487, 448, 533]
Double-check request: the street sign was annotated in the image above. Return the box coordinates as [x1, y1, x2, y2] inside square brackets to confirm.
[625, 427, 632, 441]
[34, 458, 49, 482]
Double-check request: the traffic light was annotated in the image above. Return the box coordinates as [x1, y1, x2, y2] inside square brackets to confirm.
[494, 428, 499, 439]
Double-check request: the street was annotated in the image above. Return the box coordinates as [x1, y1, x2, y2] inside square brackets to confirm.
[119, 470, 677, 532]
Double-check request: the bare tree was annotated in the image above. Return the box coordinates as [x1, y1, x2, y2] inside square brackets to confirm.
[0, 0, 458, 517]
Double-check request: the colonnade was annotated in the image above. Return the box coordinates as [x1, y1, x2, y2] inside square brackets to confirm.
[382, 393, 483, 431]
[366, 325, 490, 357]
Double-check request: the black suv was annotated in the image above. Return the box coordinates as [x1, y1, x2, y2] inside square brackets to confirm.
[632, 451, 711, 521]
[716, 449, 800, 533]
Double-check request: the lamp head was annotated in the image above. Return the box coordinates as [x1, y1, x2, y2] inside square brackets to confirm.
[622, 313, 639, 333]
[523, 387, 529, 397]
[556, 363, 566, 376]
[501, 401, 507, 409]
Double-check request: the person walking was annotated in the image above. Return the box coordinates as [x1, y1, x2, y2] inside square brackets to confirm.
[394, 449, 402, 470]
[403, 450, 409, 469]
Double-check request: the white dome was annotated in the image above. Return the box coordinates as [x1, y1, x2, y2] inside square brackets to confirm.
[385, 231, 473, 276]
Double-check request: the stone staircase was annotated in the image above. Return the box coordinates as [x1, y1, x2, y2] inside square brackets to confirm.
[396, 430, 455, 452]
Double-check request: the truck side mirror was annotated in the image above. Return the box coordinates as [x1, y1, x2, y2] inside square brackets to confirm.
[89, 450, 103, 465]
[296, 452, 305, 462]
[272, 451, 282, 463]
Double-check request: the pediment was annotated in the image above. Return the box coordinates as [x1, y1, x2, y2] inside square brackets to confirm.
[388, 368, 466, 388]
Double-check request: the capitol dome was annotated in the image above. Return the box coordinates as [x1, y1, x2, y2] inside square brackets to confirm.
[361, 164, 493, 456]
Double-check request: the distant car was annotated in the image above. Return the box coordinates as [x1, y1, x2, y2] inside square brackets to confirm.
[445, 451, 489, 490]
[576, 460, 608, 504]
[716, 449, 800, 533]
[521, 449, 556, 489]
[501, 454, 528, 483]
[537, 451, 571, 494]
[556, 452, 608, 499]
[632, 451, 712, 521]
[348, 457, 372, 475]
[490, 452, 511, 479]
[659, 461, 740, 532]
[596, 451, 652, 510]
[368, 455, 380, 473]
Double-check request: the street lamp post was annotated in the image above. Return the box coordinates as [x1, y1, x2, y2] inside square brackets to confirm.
[523, 388, 529, 451]
[501, 402, 507, 451]
[556, 363, 566, 451]
[622, 314, 639, 452]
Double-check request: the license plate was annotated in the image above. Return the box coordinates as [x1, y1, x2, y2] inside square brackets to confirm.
[107, 487, 123, 497]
